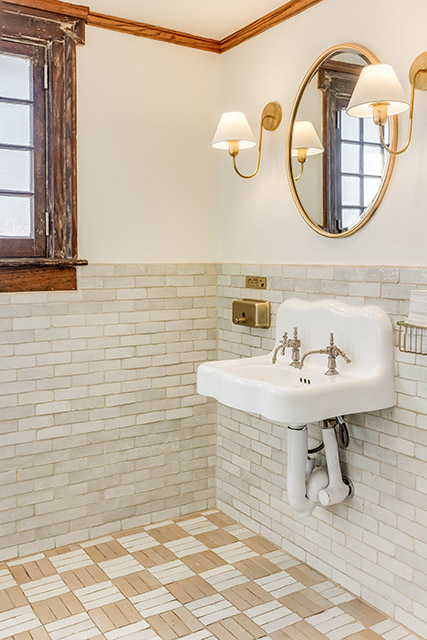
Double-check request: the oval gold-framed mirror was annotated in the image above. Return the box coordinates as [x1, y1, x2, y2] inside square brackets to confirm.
[286, 43, 398, 238]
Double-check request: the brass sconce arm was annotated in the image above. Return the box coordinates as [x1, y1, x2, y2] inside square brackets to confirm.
[294, 148, 307, 181]
[378, 73, 418, 156]
[230, 102, 282, 179]
[231, 118, 265, 179]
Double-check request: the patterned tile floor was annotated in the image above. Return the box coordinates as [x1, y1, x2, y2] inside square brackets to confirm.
[0, 510, 421, 640]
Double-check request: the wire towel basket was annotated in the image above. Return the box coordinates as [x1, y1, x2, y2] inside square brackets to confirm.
[397, 320, 427, 355]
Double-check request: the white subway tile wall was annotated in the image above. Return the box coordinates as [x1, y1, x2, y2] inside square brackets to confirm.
[0, 264, 217, 563]
[216, 264, 427, 638]
[1, 262, 427, 637]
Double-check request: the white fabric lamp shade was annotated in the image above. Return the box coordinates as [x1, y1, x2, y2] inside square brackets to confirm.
[291, 121, 324, 156]
[347, 63, 409, 118]
[212, 111, 256, 150]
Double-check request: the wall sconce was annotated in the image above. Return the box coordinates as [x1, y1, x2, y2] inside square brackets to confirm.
[347, 53, 427, 155]
[291, 120, 324, 180]
[212, 102, 282, 179]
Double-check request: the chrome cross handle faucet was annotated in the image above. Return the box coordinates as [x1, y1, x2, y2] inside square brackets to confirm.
[300, 332, 351, 375]
[271, 327, 302, 367]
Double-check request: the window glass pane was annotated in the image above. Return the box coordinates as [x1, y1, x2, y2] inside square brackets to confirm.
[341, 208, 362, 229]
[363, 117, 382, 144]
[0, 196, 32, 237]
[364, 146, 384, 176]
[341, 110, 360, 141]
[342, 176, 361, 206]
[0, 149, 32, 192]
[0, 102, 32, 146]
[342, 143, 360, 173]
[0, 53, 32, 100]
[364, 177, 381, 207]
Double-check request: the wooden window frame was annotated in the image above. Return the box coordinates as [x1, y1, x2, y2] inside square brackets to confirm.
[0, 1, 87, 291]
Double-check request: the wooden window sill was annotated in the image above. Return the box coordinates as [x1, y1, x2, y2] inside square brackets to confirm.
[0, 259, 88, 292]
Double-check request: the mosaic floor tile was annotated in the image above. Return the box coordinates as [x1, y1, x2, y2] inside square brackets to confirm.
[201, 565, 248, 592]
[167, 576, 216, 605]
[116, 531, 160, 553]
[0, 570, 17, 592]
[263, 550, 300, 572]
[88, 598, 142, 633]
[99, 555, 144, 579]
[255, 571, 304, 599]
[74, 580, 125, 610]
[149, 560, 195, 585]
[312, 581, 354, 605]
[214, 542, 257, 565]
[48, 549, 94, 574]
[31, 592, 84, 624]
[0, 605, 41, 640]
[0, 511, 422, 640]
[104, 620, 158, 640]
[44, 611, 102, 640]
[20, 576, 69, 604]
[179, 517, 219, 536]
[148, 605, 203, 638]
[186, 593, 239, 626]
[9, 560, 56, 586]
[165, 537, 209, 558]
[130, 586, 181, 617]
[245, 600, 301, 634]
[306, 606, 364, 640]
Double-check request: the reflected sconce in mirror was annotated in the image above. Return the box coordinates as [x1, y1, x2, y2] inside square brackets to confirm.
[291, 121, 324, 180]
[212, 102, 282, 179]
[347, 53, 427, 155]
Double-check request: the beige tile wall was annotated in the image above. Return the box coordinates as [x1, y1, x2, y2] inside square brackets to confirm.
[216, 264, 427, 638]
[2, 260, 426, 636]
[0, 264, 217, 563]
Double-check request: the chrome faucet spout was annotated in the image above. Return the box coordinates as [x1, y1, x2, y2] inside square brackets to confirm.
[272, 332, 288, 364]
[300, 348, 327, 369]
[300, 333, 351, 375]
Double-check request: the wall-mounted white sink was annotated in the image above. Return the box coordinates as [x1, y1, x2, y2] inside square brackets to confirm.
[198, 298, 395, 517]
[198, 298, 394, 425]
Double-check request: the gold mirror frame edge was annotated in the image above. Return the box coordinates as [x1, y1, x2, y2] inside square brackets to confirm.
[286, 43, 398, 239]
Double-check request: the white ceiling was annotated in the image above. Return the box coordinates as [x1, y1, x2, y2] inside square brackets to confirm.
[67, 0, 287, 40]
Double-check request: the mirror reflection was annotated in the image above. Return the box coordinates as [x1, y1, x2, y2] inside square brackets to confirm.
[288, 46, 396, 237]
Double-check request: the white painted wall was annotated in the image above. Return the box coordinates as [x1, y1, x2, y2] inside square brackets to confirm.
[77, 27, 220, 263]
[217, 0, 427, 265]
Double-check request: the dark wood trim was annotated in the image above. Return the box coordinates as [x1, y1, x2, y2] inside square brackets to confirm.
[2, 5, 85, 265]
[0, 258, 87, 266]
[2, 0, 89, 21]
[0, 266, 77, 291]
[220, 0, 325, 53]
[3, 0, 324, 53]
[87, 12, 221, 53]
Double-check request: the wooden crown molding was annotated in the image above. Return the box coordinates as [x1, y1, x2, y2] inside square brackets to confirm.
[2, 0, 324, 53]
[87, 11, 220, 53]
[2, 0, 89, 20]
[220, 0, 325, 53]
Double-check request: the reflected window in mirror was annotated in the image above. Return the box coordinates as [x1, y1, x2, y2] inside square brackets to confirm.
[318, 58, 388, 233]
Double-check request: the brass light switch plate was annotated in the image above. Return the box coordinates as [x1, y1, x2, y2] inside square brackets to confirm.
[232, 299, 270, 328]
[245, 276, 267, 290]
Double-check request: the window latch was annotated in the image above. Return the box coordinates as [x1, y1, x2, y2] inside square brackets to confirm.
[45, 211, 50, 236]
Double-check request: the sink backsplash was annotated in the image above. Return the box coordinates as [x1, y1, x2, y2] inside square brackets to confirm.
[216, 263, 427, 638]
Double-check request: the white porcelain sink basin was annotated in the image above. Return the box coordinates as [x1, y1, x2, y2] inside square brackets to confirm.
[198, 298, 394, 424]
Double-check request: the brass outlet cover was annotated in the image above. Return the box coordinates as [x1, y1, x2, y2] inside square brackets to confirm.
[245, 276, 267, 290]
[232, 299, 270, 329]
